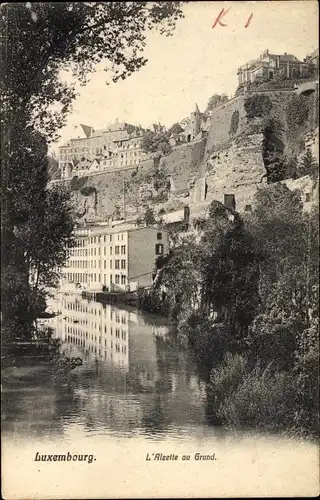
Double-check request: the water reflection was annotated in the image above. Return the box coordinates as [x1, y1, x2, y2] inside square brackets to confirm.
[2, 294, 207, 441]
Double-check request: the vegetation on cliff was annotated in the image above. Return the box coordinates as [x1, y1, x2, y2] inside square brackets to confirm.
[138, 185, 319, 436]
[205, 94, 229, 114]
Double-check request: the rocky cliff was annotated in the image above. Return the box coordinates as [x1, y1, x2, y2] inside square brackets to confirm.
[51, 84, 318, 222]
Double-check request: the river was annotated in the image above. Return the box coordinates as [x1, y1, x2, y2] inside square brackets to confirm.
[1, 293, 319, 498]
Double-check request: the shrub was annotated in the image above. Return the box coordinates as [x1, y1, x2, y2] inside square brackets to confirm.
[70, 175, 88, 191]
[244, 94, 273, 119]
[218, 365, 296, 429]
[286, 94, 309, 132]
[208, 355, 297, 430]
[297, 149, 319, 178]
[80, 186, 95, 196]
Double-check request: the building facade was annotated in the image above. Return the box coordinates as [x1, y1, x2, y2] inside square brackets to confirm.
[62, 224, 169, 292]
[237, 49, 311, 86]
[59, 122, 146, 179]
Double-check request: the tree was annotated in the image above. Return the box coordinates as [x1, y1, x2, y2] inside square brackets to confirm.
[199, 203, 260, 337]
[1, 125, 75, 341]
[1, 2, 185, 342]
[141, 130, 172, 155]
[246, 185, 318, 371]
[144, 207, 156, 226]
[167, 122, 183, 136]
[297, 149, 319, 178]
[205, 94, 228, 114]
[1, 2, 185, 147]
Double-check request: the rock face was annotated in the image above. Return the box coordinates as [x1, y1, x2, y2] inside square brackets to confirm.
[159, 139, 206, 195]
[192, 134, 267, 213]
[51, 85, 318, 223]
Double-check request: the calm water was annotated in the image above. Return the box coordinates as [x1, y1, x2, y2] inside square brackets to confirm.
[2, 293, 319, 498]
[2, 293, 209, 441]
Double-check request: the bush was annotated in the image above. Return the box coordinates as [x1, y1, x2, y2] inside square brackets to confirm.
[286, 94, 309, 132]
[70, 176, 88, 191]
[80, 186, 95, 196]
[208, 355, 297, 430]
[219, 365, 296, 429]
[244, 94, 273, 119]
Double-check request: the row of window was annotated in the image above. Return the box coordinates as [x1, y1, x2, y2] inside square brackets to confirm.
[66, 335, 127, 357]
[68, 258, 127, 269]
[104, 259, 126, 270]
[70, 245, 126, 257]
[65, 326, 127, 341]
[88, 235, 124, 244]
[69, 244, 163, 266]
[74, 233, 162, 246]
[67, 273, 126, 285]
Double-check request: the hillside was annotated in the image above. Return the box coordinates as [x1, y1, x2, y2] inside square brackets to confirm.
[51, 82, 319, 222]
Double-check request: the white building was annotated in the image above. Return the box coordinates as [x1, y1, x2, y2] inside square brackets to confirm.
[62, 224, 169, 292]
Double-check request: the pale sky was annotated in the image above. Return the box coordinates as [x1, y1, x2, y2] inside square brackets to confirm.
[53, 0, 318, 153]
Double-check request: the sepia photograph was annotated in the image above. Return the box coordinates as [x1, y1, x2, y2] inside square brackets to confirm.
[1, 1, 319, 498]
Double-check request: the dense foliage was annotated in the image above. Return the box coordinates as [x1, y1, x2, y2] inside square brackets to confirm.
[244, 94, 273, 119]
[141, 130, 172, 156]
[138, 185, 319, 436]
[205, 94, 228, 114]
[1, 2, 184, 343]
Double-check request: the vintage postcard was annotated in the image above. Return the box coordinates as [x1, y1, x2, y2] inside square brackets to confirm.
[1, 1, 319, 498]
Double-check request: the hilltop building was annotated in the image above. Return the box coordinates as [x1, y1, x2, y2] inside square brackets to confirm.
[61, 223, 169, 292]
[59, 121, 147, 179]
[237, 49, 313, 86]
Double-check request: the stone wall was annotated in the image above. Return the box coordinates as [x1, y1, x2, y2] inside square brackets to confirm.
[203, 134, 267, 212]
[205, 96, 247, 155]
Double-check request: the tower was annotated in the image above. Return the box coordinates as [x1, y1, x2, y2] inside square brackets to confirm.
[190, 103, 201, 140]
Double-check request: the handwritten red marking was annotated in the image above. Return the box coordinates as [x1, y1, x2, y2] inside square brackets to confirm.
[244, 13, 253, 28]
[212, 8, 230, 28]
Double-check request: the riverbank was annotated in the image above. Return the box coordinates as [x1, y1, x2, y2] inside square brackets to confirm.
[82, 289, 137, 306]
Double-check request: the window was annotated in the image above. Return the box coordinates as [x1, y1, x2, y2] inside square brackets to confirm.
[121, 275, 126, 285]
[155, 244, 164, 255]
[115, 246, 120, 255]
[115, 260, 120, 269]
[244, 204, 252, 212]
[110, 235, 112, 242]
[157, 232, 162, 240]
[115, 274, 120, 284]
[121, 245, 126, 254]
[110, 260, 112, 269]
[306, 193, 311, 202]
[121, 260, 126, 269]
[110, 247, 112, 255]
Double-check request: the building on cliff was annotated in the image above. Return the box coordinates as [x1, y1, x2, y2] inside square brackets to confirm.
[59, 121, 146, 179]
[61, 225, 168, 292]
[169, 104, 209, 146]
[237, 49, 312, 86]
